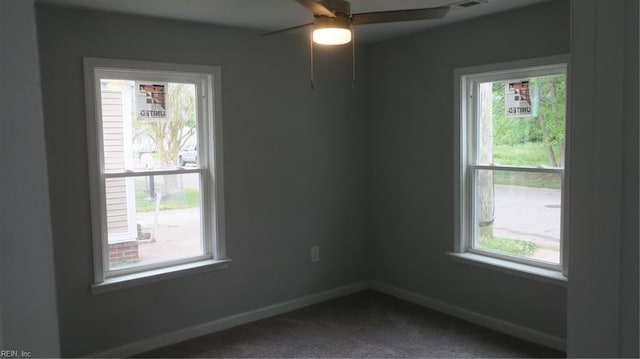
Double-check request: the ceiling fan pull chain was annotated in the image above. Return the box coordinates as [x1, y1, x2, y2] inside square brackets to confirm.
[351, 22, 356, 88]
[309, 26, 315, 90]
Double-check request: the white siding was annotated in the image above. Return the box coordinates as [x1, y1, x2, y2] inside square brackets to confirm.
[102, 91, 128, 236]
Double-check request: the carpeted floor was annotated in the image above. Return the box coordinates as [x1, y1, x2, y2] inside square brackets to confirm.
[137, 290, 565, 358]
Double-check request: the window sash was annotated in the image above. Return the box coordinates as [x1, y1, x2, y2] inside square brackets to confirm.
[467, 167, 564, 271]
[100, 168, 212, 278]
[96, 75, 209, 275]
[103, 168, 203, 178]
[85, 57, 225, 285]
[466, 127, 565, 269]
[467, 245, 562, 271]
[105, 250, 213, 278]
[469, 164, 563, 174]
[455, 57, 569, 273]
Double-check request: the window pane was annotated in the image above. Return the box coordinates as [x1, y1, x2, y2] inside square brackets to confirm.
[105, 173, 203, 270]
[100, 80, 198, 172]
[476, 75, 566, 168]
[474, 169, 561, 264]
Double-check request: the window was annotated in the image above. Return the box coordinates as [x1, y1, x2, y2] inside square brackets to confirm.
[453, 56, 568, 278]
[84, 58, 228, 292]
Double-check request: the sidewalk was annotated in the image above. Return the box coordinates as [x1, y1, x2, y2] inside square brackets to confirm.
[136, 207, 202, 265]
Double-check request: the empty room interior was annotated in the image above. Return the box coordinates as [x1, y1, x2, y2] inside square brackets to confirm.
[1, 0, 638, 357]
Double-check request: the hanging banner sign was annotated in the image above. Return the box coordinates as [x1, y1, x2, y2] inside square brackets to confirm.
[505, 79, 533, 118]
[136, 82, 167, 121]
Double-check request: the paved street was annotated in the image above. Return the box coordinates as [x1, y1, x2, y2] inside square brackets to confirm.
[494, 184, 561, 242]
[493, 184, 561, 262]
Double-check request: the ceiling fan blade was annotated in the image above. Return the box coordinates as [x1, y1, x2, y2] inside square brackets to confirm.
[351, 6, 449, 26]
[294, 0, 336, 18]
[262, 23, 312, 36]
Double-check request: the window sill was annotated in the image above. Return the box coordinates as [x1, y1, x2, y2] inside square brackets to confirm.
[91, 258, 232, 294]
[446, 252, 567, 287]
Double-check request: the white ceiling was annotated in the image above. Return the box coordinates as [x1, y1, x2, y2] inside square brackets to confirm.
[34, 0, 550, 43]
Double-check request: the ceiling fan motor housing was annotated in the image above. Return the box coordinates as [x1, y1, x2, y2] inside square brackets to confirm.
[319, 0, 351, 16]
[314, 15, 350, 30]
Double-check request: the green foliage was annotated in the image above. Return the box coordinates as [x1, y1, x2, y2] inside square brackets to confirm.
[493, 141, 563, 172]
[535, 75, 567, 150]
[479, 235, 537, 257]
[490, 75, 566, 166]
[493, 142, 557, 167]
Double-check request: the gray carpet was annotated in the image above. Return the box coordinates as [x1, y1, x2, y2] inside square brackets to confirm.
[137, 290, 565, 358]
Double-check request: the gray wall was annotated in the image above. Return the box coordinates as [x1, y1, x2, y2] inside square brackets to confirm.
[35, 5, 367, 356]
[620, 2, 640, 355]
[0, 0, 60, 356]
[365, 0, 569, 339]
[27, 0, 640, 356]
[567, 0, 638, 356]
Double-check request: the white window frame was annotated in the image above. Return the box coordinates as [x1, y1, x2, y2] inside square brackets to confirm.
[452, 55, 570, 284]
[84, 58, 229, 293]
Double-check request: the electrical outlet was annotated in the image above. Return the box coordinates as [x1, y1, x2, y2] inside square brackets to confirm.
[311, 246, 320, 263]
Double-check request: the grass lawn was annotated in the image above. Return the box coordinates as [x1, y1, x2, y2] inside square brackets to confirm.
[478, 235, 537, 257]
[135, 179, 200, 212]
[493, 142, 560, 167]
[492, 142, 562, 189]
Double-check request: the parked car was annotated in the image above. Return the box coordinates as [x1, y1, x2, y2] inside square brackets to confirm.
[178, 144, 197, 166]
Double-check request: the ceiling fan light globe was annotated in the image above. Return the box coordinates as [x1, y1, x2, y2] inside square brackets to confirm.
[313, 28, 352, 45]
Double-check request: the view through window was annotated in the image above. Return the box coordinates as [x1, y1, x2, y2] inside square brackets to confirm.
[101, 80, 204, 272]
[462, 66, 567, 269]
[85, 59, 225, 285]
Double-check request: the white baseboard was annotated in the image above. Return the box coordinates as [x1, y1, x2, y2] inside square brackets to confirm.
[89, 281, 369, 358]
[90, 280, 565, 357]
[369, 281, 566, 352]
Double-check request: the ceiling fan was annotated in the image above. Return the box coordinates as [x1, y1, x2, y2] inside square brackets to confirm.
[265, 0, 476, 44]
[264, 0, 485, 87]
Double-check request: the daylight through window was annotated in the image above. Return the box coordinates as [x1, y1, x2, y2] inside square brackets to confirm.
[456, 59, 567, 272]
[84, 58, 227, 289]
